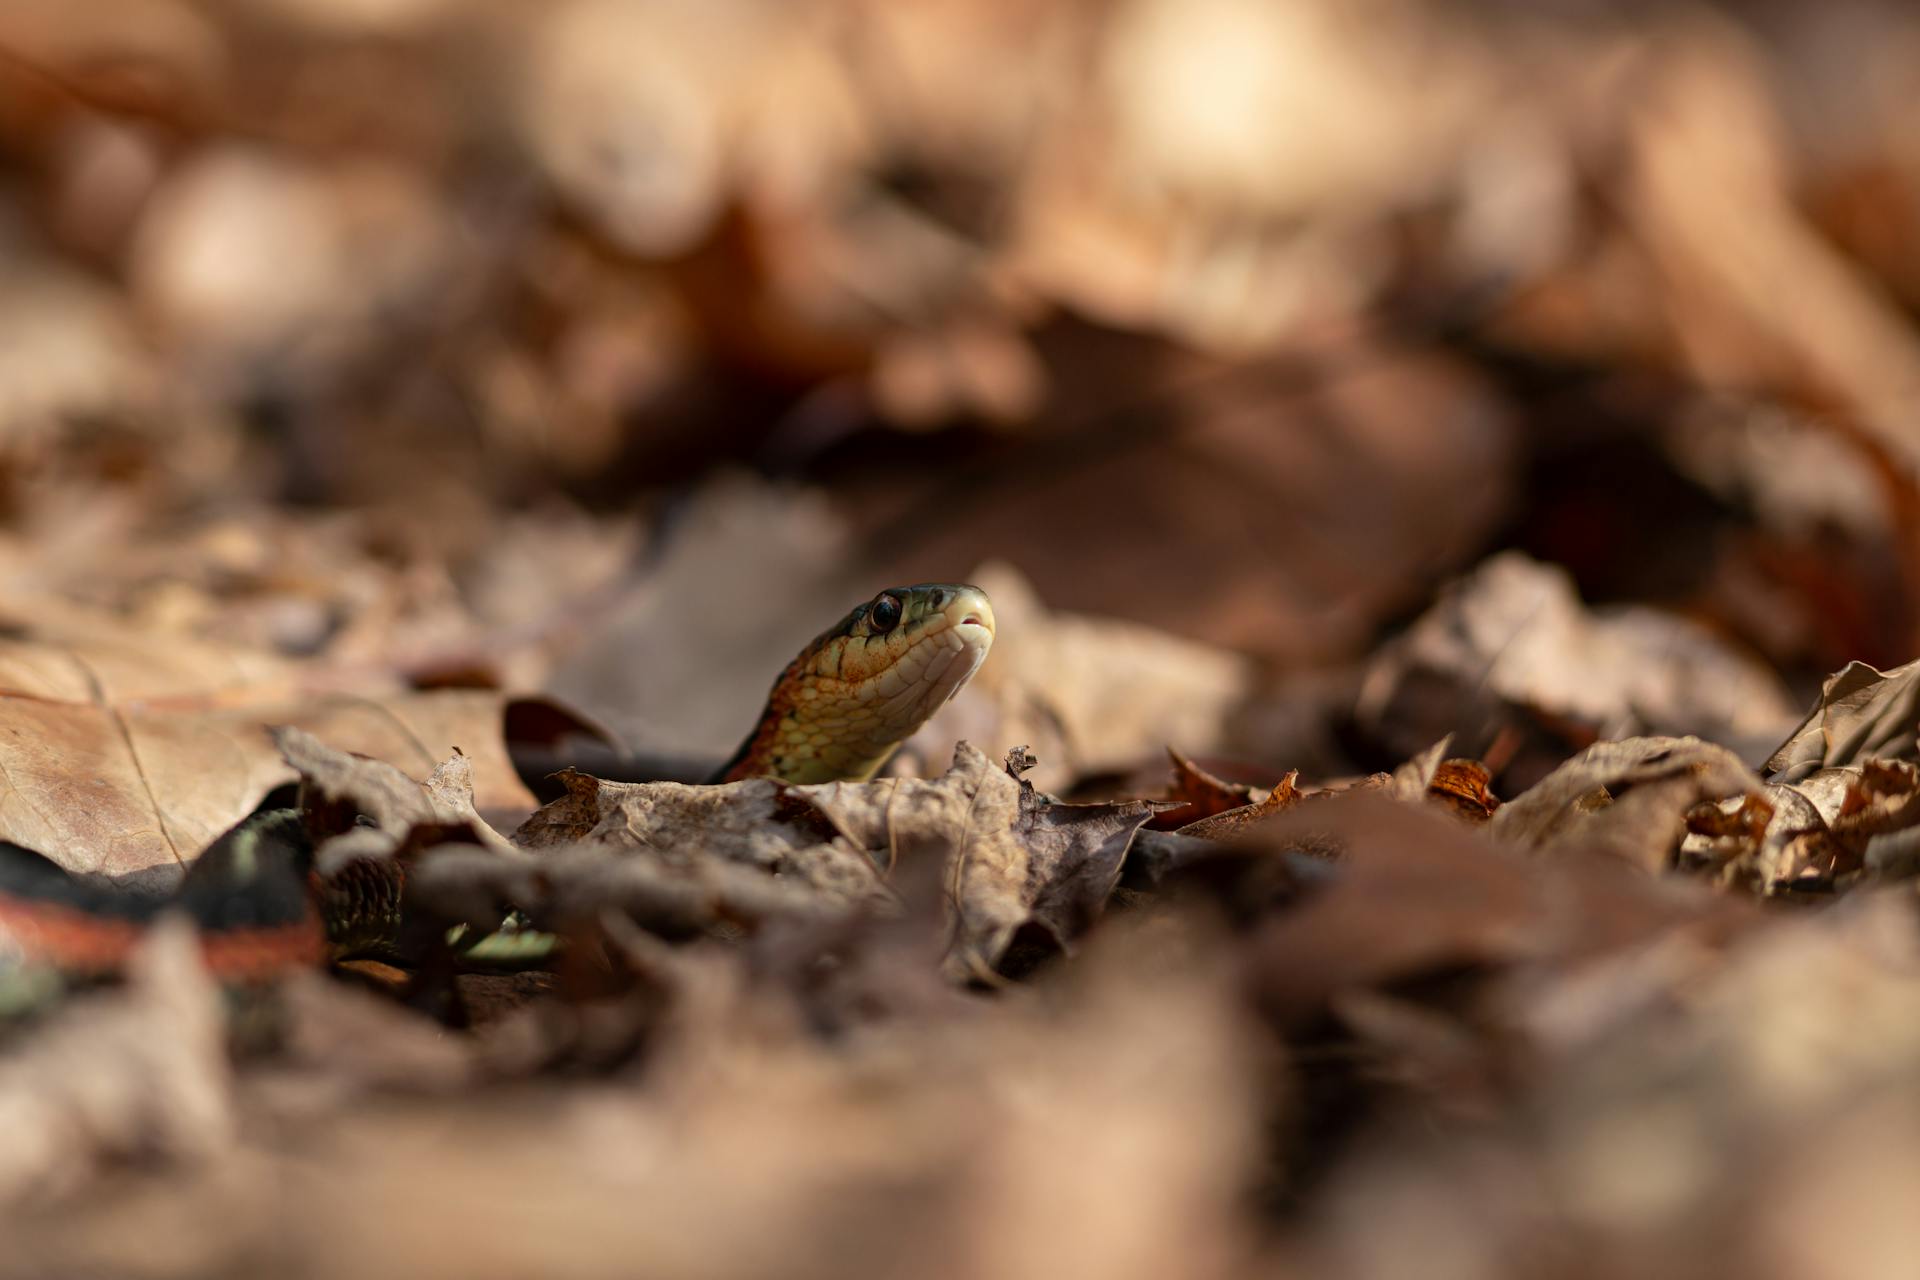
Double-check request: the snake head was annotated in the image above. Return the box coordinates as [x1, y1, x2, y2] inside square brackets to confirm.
[720, 583, 996, 784]
[812, 583, 995, 713]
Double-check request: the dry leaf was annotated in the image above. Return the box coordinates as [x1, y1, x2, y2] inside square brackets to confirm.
[1359, 552, 1799, 767]
[1764, 658, 1920, 782]
[1428, 760, 1501, 823]
[1244, 792, 1751, 1025]
[513, 768, 884, 906]
[0, 614, 547, 887]
[797, 743, 1157, 980]
[1175, 772, 1303, 841]
[1490, 737, 1766, 873]
[0, 919, 231, 1207]
[907, 561, 1261, 792]
[1150, 746, 1262, 831]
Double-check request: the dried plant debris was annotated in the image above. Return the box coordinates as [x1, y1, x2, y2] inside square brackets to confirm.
[508, 742, 1155, 982]
[0, 920, 231, 1208]
[1175, 774, 1304, 842]
[1427, 760, 1501, 823]
[0, 615, 548, 888]
[1764, 658, 1920, 782]
[1490, 736, 1765, 873]
[1359, 553, 1799, 769]
[17, 1, 1920, 1271]
[512, 767, 888, 906]
[1153, 747, 1264, 831]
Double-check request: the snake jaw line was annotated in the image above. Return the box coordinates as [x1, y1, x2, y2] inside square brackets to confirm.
[714, 583, 995, 785]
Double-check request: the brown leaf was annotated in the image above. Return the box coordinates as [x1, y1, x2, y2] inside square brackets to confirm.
[1175, 772, 1302, 841]
[1680, 790, 1782, 885]
[1244, 792, 1752, 1024]
[512, 769, 882, 906]
[0, 617, 541, 887]
[271, 727, 515, 866]
[272, 971, 477, 1095]
[1428, 760, 1501, 823]
[1764, 658, 1920, 782]
[1750, 760, 1920, 885]
[896, 561, 1263, 792]
[1150, 747, 1262, 830]
[1359, 552, 1799, 768]
[410, 841, 845, 945]
[796, 742, 1157, 980]
[1389, 736, 1453, 800]
[1490, 736, 1766, 873]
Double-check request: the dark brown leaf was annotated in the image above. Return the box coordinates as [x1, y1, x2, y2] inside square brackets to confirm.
[1175, 772, 1302, 841]
[1150, 747, 1262, 831]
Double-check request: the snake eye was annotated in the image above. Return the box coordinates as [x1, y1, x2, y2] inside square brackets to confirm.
[868, 593, 903, 634]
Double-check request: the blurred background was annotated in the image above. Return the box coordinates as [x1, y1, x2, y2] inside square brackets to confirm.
[19, 5, 1920, 1276]
[3, 0, 1919, 790]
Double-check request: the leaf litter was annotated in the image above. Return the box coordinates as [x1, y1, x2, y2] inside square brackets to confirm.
[12, 568, 1916, 1275]
[10, 2, 1920, 1277]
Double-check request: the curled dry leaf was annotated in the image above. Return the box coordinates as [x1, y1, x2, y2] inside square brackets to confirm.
[1764, 658, 1920, 782]
[272, 726, 515, 860]
[799, 743, 1157, 981]
[1428, 761, 1501, 823]
[513, 768, 884, 905]
[1150, 747, 1262, 831]
[511, 742, 1154, 981]
[1490, 736, 1766, 873]
[410, 842, 842, 944]
[903, 561, 1262, 793]
[1359, 552, 1799, 767]
[1384, 737, 1502, 821]
[1680, 759, 1920, 894]
[1680, 790, 1790, 889]
[1175, 772, 1302, 841]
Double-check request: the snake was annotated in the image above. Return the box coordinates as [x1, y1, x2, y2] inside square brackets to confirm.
[0, 583, 996, 1011]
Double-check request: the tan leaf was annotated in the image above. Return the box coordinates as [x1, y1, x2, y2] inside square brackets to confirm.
[0, 617, 545, 886]
[897, 561, 1262, 793]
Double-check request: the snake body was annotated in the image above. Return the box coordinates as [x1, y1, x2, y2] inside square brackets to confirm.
[0, 583, 995, 996]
